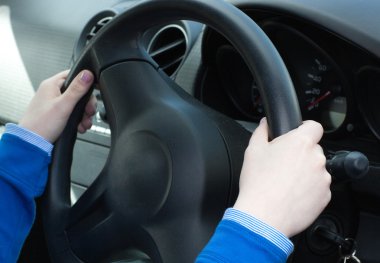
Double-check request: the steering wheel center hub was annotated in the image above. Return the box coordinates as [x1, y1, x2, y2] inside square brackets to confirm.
[108, 131, 172, 221]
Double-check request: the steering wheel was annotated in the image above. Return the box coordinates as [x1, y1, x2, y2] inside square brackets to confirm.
[42, 0, 302, 262]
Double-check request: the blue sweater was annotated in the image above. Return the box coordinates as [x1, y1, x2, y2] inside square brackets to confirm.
[0, 133, 50, 262]
[0, 130, 290, 263]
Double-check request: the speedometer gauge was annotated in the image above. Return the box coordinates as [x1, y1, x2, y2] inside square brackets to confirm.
[299, 57, 347, 131]
[262, 22, 348, 133]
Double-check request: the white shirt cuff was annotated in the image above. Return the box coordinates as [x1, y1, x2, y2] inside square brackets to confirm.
[223, 208, 294, 257]
[4, 123, 53, 156]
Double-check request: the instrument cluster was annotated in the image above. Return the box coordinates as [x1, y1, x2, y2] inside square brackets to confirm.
[200, 16, 380, 141]
[262, 22, 348, 134]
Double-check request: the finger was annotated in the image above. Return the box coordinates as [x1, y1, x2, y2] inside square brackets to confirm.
[314, 144, 327, 168]
[38, 70, 70, 97]
[54, 69, 70, 80]
[77, 123, 86, 134]
[249, 118, 269, 146]
[80, 116, 93, 131]
[315, 144, 325, 156]
[85, 94, 97, 116]
[55, 78, 66, 91]
[44, 70, 70, 83]
[78, 115, 92, 132]
[45, 70, 70, 87]
[61, 70, 94, 110]
[296, 120, 324, 144]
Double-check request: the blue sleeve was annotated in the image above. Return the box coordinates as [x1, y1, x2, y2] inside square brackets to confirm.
[196, 208, 293, 263]
[0, 133, 51, 262]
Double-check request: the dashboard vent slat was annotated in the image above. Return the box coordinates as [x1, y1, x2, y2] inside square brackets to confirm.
[148, 25, 188, 77]
[161, 55, 185, 71]
[149, 39, 186, 57]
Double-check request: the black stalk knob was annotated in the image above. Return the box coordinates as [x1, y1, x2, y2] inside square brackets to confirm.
[326, 151, 369, 181]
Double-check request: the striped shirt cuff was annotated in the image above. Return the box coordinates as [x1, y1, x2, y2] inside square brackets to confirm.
[223, 208, 294, 257]
[4, 123, 53, 156]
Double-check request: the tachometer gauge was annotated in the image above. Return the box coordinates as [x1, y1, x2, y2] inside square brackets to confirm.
[216, 45, 265, 120]
[262, 22, 348, 133]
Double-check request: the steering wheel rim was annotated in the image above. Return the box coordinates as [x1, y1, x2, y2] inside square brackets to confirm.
[42, 0, 302, 262]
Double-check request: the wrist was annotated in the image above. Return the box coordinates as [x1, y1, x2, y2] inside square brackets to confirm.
[233, 196, 292, 237]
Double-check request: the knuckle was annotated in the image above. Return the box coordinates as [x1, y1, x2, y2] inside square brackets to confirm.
[325, 190, 332, 205]
[243, 144, 257, 159]
[302, 120, 324, 138]
[40, 79, 49, 87]
[312, 121, 324, 134]
[326, 172, 332, 186]
[51, 100, 66, 115]
[70, 82, 84, 94]
[304, 120, 323, 129]
[298, 134, 313, 147]
[65, 82, 87, 101]
[243, 147, 251, 159]
[85, 118, 93, 128]
[323, 170, 332, 186]
[315, 152, 326, 167]
[39, 79, 51, 90]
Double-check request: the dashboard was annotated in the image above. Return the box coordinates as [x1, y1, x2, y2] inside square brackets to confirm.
[3, 0, 380, 262]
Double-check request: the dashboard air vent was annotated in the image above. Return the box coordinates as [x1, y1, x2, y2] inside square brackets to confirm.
[86, 16, 114, 44]
[148, 25, 188, 76]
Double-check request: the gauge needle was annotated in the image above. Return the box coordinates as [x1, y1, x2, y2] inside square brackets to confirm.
[307, 90, 332, 110]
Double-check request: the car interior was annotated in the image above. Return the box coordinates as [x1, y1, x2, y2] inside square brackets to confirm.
[1, 0, 380, 262]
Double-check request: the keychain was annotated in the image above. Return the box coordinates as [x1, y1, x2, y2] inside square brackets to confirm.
[338, 238, 361, 263]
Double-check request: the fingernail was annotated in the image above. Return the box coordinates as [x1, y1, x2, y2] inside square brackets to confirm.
[260, 117, 266, 124]
[80, 71, 93, 84]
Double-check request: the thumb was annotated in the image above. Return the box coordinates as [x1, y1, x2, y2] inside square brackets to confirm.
[249, 118, 269, 146]
[61, 70, 94, 110]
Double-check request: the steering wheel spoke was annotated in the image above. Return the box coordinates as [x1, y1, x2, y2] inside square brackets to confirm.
[67, 212, 134, 262]
[68, 171, 108, 228]
[98, 61, 180, 136]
